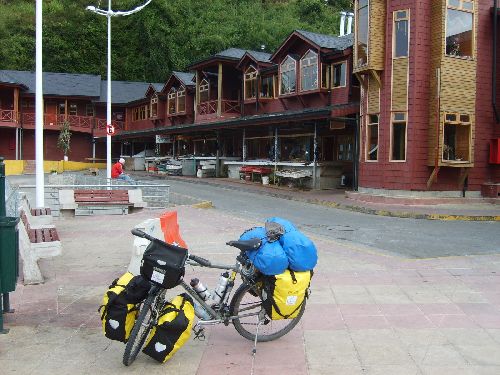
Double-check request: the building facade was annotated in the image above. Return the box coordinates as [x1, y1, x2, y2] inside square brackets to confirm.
[354, 0, 500, 196]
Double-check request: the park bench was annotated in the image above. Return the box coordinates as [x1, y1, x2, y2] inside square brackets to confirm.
[59, 188, 146, 216]
[19, 192, 53, 226]
[239, 166, 272, 182]
[18, 209, 62, 285]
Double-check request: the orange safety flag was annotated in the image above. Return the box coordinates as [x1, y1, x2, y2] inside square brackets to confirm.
[159, 211, 188, 249]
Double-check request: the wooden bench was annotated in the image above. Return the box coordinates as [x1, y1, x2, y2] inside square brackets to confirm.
[59, 189, 146, 216]
[19, 192, 53, 226]
[31, 207, 51, 216]
[239, 166, 273, 182]
[18, 210, 62, 285]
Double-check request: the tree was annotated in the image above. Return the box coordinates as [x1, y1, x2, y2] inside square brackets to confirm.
[57, 120, 72, 159]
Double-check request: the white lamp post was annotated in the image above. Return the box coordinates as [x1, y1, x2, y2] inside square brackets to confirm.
[35, 0, 44, 207]
[86, 0, 152, 181]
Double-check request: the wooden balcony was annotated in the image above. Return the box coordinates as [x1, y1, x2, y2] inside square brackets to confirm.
[197, 100, 240, 122]
[20, 113, 96, 134]
[0, 110, 19, 128]
[93, 118, 124, 137]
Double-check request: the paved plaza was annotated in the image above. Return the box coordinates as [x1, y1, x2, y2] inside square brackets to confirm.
[1, 206, 500, 374]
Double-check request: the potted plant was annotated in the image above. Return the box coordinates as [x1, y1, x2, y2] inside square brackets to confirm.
[57, 120, 71, 161]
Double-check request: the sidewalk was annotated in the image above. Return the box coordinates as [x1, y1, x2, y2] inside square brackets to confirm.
[1, 207, 500, 374]
[133, 172, 500, 221]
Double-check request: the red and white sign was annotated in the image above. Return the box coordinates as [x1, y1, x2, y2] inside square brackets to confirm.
[106, 124, 115, 135]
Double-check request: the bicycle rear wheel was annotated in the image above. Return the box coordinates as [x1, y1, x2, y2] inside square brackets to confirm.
[230, 282, 305, 342]
[122, 293, 155, 366]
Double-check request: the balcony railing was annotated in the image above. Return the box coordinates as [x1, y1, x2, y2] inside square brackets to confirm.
[198, 100, 240, 116]
[0, 109, 17, 123]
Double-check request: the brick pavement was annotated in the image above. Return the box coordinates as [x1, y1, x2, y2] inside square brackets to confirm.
[1, 207, 500, 374]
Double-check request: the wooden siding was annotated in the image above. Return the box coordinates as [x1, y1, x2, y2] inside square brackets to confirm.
[354, 0, 386, 74]
[367, 75, 380, 114]
[427, 0, 477, 167]
[391, 58, 408, 112]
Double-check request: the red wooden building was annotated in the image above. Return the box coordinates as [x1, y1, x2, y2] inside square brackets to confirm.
[354, 0, 500, 197]
[118, 30, 360, 188]
[0, 70, 161, 163]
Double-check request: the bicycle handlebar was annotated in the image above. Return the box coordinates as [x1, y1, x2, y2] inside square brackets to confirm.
[132, 228, 212, 267]
[188, 254, 211, 267]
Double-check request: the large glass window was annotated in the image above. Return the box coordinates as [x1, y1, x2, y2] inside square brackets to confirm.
[280, 56, 297, 95]
[57, 102, 65, 115]
[151, 94, 158, 117]
[168, 88, 176, 115]
[367, 114, 379, 161]
[446, 0, 474, 58]
[394, 10, 409, 58]
[300, 50, 318, 91]
[391, 112, 407, 161]
[177, 86, 186, 113]
[356, 0, 369, 66]
[443, 112, 471, 162]
[199, 79, 210, 103]
[244, 66, 258, 100]
[332, 61, 347, 88]
[260, 76, 275, 99]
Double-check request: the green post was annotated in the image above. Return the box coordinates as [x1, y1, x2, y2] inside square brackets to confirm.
[0, 156, 5, 216]
[0, 278, 7, 334]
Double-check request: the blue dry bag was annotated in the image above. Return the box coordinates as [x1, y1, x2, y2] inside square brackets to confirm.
[239, 227, 288, 275]
[266, 217, 318, 272]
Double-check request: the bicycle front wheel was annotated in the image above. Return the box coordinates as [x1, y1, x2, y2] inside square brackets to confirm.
[230, 282, 305, 342]
[122, 293, 155, 366]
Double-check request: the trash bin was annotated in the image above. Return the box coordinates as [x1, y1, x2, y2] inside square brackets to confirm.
[0, 217, 20, 293]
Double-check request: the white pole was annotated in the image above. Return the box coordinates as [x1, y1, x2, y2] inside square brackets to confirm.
[106, 0, 112, 182]
[35, 0, 44, 207]
[339, 11, 346, 37]
[347, 13, 354, 35]
[15, 128, 19, 160]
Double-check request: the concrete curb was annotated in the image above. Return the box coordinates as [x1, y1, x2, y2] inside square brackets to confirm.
[136, 174, 500, 221]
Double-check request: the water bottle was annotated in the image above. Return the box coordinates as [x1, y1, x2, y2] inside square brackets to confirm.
[190, 278, 211, 300]
[211, 272, 230, 305]
[190, 278, 211, 320]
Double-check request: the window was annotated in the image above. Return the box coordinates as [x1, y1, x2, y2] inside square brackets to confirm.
[367, 114, 379, 161]
[57, 102, 65, 115]
[356, 0, 369, 66]
[394, 10, 409, 58]
[244, 66, 258, 100]
[443, 112, 471, 162]
[337, 135, 353, 161]
[260, 76, 275, 99]
[199, 79, 209, 103]
[281, 135, 314, 162]
[280, 56, 297, 95]
[133, 107, 139, 121]
[321, 64, 330, 89]
[86, 104, 94, 117]
[332, 62, 347, 88]
[177, 86, 186, 113]
[391, 112, 407, 161]
[168, 88, 176, 115]
[151, 94, 158, 117]
[139, 105, 146, 120]
[300, 50, 318, 91]
[446, 0, 474, 58]
[69, 104, 77, 116]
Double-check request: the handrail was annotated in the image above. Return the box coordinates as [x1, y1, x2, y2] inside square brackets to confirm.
[19, 184, 171, 188]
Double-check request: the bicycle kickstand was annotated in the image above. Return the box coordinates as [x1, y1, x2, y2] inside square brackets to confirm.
[250, 317, 263, 375]
[193, 323, 206, 341]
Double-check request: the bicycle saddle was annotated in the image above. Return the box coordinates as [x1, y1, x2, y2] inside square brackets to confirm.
[226, 238, 262, 252]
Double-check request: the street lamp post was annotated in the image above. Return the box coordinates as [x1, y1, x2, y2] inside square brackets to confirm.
[86, 0, 152, 181]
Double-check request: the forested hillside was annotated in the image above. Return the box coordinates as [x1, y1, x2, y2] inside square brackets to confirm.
[0, 0, 352, 82]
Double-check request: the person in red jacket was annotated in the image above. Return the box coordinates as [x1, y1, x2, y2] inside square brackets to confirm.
[111, 158, 135, 184]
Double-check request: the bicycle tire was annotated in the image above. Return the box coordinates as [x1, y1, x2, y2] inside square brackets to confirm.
[230, 282, 305, 342]
[122, 293, 155, 366]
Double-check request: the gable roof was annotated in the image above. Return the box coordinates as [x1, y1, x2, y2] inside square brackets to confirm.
[271, 30, 354, 61]
[188, 48, 272, 70]
[97, 81, 163, 104]
[172, 71, 195, 87]
[0, 70, 101, 97]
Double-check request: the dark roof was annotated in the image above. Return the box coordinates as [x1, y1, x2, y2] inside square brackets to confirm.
[0, 70, 101, 97]
[172, 71, 195, 87]
[216, 48, 272, 63]
[295, 30, 354, 50]
[97, 81, 163, 104]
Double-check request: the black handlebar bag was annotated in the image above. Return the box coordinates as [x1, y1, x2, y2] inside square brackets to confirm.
[140, 239, 188, 289]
